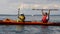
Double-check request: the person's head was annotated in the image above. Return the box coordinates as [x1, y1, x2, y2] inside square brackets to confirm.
[44, 12, 48, 16]
[21, 14, 24, 16]
[20, 13, 25, 16]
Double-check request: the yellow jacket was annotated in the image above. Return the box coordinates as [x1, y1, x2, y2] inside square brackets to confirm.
[17, 16, 25, 22]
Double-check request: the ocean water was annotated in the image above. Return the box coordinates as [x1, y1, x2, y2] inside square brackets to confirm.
[0, 15, 60, 34]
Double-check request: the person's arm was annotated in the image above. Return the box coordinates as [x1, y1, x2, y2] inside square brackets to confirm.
[48, 10, 50, 20]
[48, 9, 50, 15]
[41, 9, 44, 15]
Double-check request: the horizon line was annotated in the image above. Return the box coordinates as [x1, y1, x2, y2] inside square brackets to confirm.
[0, 14, 60, 16]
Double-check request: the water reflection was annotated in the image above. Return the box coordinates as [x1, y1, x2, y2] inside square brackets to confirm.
[41, 26, 48, 34]
[16, 25, 24, 31]
[0, 25, 60, 34]
[0, 25, 25, 34]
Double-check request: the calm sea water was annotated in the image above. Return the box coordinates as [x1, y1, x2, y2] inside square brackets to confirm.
[0, 15, 60, 34]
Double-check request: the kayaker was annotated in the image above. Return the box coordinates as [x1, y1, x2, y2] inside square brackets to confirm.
[42, 9, 50, 23]
[17, 13, 25, 22]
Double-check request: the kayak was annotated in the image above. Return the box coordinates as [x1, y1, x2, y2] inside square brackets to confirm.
[0, 18, 59, 26]
[0, 19, 59, 26]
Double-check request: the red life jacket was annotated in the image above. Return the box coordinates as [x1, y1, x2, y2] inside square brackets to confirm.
[42, 15, 48, 23]
[42, 15, 47, 20]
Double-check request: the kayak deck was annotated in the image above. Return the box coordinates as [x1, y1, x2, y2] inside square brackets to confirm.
[0, 20, 60, 26]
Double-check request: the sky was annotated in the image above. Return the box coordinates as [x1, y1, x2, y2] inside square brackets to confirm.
[0, 0, 60, 15]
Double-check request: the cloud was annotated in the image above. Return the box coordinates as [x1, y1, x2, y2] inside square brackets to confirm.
[18, 3, 60, 10]
[0, 0, 18, 14]
[18, 0, 60, 9]
[0, 0, 60, 15]
[18, 4, 41, 10]
[53, 4, 60, 8]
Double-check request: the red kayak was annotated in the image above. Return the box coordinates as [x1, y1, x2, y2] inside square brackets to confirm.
[0, 19, 59, 26]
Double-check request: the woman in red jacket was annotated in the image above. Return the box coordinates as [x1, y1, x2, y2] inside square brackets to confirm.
[42, 9, 50, 23]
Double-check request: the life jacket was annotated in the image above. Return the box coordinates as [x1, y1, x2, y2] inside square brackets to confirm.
[42, 15, 48, 21]
[18, 16, 25, 22]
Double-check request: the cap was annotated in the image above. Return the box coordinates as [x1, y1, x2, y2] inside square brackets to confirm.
[20, 13, 24, 14]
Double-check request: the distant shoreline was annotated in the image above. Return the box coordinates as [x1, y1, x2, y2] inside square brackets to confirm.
[0, 14, 60, 16]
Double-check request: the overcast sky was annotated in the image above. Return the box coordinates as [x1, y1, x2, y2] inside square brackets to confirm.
[0, 0, 60, 15]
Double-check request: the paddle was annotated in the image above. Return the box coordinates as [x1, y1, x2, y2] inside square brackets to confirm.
[18, 8, 20, 18]
[32, 9, 59, 11]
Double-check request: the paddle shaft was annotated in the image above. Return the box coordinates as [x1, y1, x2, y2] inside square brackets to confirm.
[32, 9, 58, 11]
[18, 8, 20, 18]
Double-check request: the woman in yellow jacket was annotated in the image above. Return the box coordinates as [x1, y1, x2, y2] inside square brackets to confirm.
[17, 14, 25, 22]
